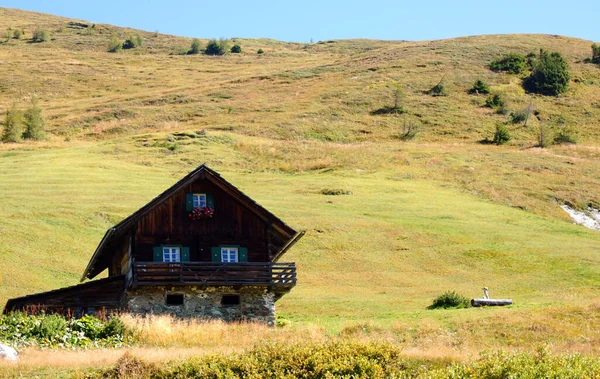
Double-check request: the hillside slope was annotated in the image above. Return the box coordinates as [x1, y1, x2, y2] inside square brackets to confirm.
[1, 8, 600, 345]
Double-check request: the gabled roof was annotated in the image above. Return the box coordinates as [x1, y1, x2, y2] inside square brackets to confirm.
[81, 164, 300, 281]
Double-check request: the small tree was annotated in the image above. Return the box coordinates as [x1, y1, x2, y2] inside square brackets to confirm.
[107, 35, 122, 53]
[230, 44, 242, 53]
[32, 29, 50, 43]
[591, 43, 600, 64]
[13, 29, 23, 39]
[524, 50, 570, 96]
[257, 48, 264, 54]
[468, 79, 490, 94]
[537, 123, 553, 148]
[122, 34, 143, 49]
[189, 38, 201, 54]
[493, 124, 511, 145]
[485, 93, 505, 110]
[428, 76, 448, 96]
[23, 98, 46, 140]
[204, 39, 227, 55]
[2, 104, 23, 143]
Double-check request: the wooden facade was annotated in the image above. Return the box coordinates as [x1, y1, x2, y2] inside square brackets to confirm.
[4, 165, 302, 320]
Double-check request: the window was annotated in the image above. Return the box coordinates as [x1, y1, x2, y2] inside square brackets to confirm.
[166, 294, 184, 306]
[221, 247, 238, 263]
[221, 295, 240, 306]
[163, 246, 180, 262]
[192, 193, 207, 208]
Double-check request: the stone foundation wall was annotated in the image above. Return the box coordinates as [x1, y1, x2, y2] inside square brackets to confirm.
[125, 286, 276, 325]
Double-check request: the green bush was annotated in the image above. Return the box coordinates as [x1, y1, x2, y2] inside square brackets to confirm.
[122, 34, 143, 49]
[524, 50, 570, 96]
[592, 43, 600, 64]
[257, 48, 264, 54]
[485, 93, 505, 109]
[468, 79, 490, 94]
[189, 38, 202, 54]
[31, 29, 50, 43]
[13, 29, 23, 39]
[428, 290, 471, 309]
[493, 124, 511, 145]
[204, 39, 227, 55]
[489, 53, 528, 74]
[554, 126, 577, 144]
[1, 104, 23, 143]
[0, 312, 129, 348]
[230, 44, 242, 53]
[23, 98, 46, 140]
[428, 83, 448, 96]
[510, 109, 529, 124]
[107, 35, 122, 53]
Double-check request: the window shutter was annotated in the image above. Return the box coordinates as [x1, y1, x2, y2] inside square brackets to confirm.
[206, 193, 214, 208]
[153, 246, 162, 262]
[181, 247, 190, 262]
[211, 247, 220, 262]
[185, 193, 194, 212]
[239, 247, 248, 262]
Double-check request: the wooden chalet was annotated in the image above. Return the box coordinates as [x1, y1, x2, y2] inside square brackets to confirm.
[4, 165, 303, 324]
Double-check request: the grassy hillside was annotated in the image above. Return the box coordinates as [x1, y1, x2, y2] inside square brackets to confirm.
[1, 6, 600, 356]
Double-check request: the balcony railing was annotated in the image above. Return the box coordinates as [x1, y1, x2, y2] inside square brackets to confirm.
[132, 262, 296, 288]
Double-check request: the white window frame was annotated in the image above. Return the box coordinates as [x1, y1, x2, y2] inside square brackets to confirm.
[192, 193, 207, 208]
[221, 247, 238, 263]
[162, 246, 181, 263]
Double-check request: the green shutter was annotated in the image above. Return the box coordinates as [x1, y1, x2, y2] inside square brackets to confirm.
[185, 193, 194, 212]
[206, 193, 214, 208]
[153, 246, 162, 262]
[181, 247, 190, 262]
[239, 247, 248, 262]
[211, 246, 220, 262]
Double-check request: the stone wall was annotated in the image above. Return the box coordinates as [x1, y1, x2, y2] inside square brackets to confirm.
[125, 286, 276, 325]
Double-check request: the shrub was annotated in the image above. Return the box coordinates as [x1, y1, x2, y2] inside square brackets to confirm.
[230, 44, 242, 53]
[485, 93, 505, 109]
[23, 98, 46, 140]
[398, 121, 420, 140]
[591, 43, 600, 64]
[122, 34, 143, 49]
[204, 39, 227, 55]
[13, 29, 23, 39]
[31, 29, 50, 43]
[257, 48, 264, 54]
[493, 124, 511, 145]
[524, 50, 570, 96]
[1, 104, 23, 143]
[189, 38, 202, 54]
[107, 35, 122, 53]
[554, 126, 577, 144]
[489, 53, 528, 74]
[537, 123, 553, 148]
[468, 79, 490, 94]
[510, 109, 529, 124]
[428, 291, 470, 309]
[428, 83, 448, 96]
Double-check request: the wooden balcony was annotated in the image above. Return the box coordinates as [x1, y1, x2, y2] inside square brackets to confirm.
[132, 262, 296, 289]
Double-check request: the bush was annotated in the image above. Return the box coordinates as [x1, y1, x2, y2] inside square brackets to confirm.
[524, 50, 570, 96]
[1, 104, 23, 143]
[489, 53, 528, 74]
[510, 109, 529, 124]
[122, 34, 143, 49]
[13, 29, 23, 39]
[204, 39, 227, 55]
[107, 35, 122, 53]
[537, 123, 553, 148]
[428, 290, 471, 309]
[592, 43, 600, 64]
[23, 98, 46, 140]
[493, 124, 511, 145]
[485, 93, 505, 109]
[189, 38, 202, 54]
[398, 121, 420, 140]
[468, 79, 490, 94]
[31, 29, 50, 43]
[257, 48, 264, 54]
[230, 44, 242, 53]
[554, 126, 577, 144]
[428, 83, 448, 96]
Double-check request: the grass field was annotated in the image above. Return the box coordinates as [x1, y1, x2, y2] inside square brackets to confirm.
[1, 6, 600, 377]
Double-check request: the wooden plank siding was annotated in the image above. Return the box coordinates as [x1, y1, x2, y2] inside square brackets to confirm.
[134, 178, 270, 263]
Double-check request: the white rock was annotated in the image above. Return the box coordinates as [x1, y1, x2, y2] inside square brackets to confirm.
[0, 344, 18, 361]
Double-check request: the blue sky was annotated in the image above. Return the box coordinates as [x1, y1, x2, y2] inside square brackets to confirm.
[4, 1, 599, 42]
